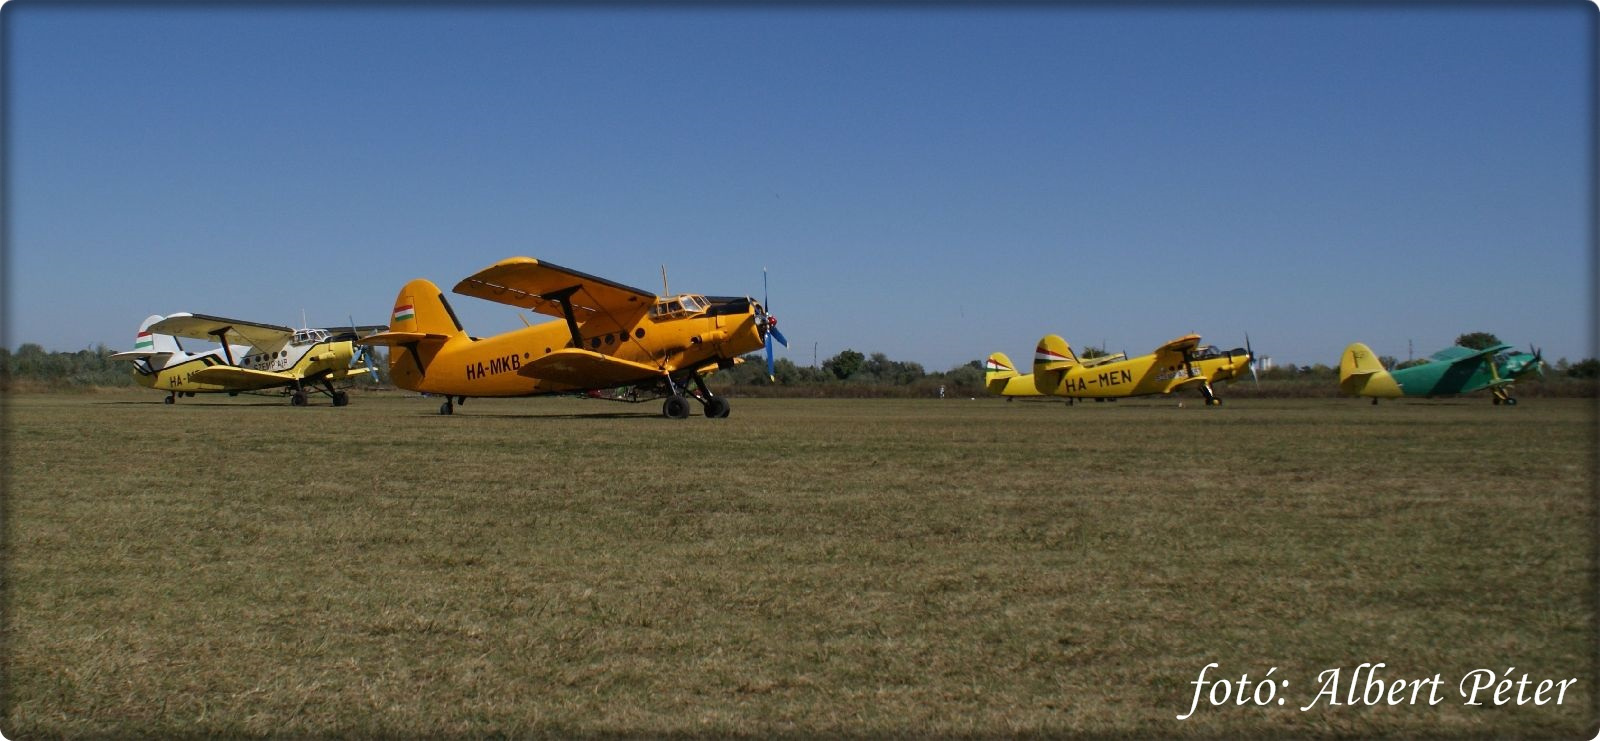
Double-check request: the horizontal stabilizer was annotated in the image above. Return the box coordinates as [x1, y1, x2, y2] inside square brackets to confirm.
[110, 350, 164, 361]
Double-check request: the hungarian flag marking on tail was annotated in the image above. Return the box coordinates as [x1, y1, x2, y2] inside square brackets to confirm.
[392, 304, 416, 323]
[134, 331, 154, 350]
[1035, 347, 1071, 363]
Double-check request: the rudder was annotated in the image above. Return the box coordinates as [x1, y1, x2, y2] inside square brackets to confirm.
[1339, 342, 1401, 397]
[380, 279, 468, 384]
[984, 352, 1019, 395]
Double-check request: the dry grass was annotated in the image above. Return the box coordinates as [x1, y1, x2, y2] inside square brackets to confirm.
[4, 390, 1595, 737]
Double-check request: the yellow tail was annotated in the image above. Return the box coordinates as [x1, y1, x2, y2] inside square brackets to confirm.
[1339, 342, 1401, 397]
[382, 278, 468, 383]
[985, 352, 1018, 389]
[1031, 334, 1077, 393]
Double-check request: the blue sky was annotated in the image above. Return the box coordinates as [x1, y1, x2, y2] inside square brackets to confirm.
[7, 4, 1593, 370]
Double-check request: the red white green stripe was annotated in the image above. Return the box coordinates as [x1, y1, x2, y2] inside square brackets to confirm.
[134, 331, 154, 350]
[392, 304, 415, 322]
[1035, 347, 1071, 363]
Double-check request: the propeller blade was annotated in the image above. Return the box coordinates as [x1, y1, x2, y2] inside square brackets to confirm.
[765, 334, 776, 382]
[1246, 333, 1259, 387]
[769, 326, 789, 348]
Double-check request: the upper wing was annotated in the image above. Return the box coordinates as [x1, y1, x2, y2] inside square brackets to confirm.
[150, 313, 294, 350]
[333, 324, 390, 340]
[1152, 334, 1203, 361]
[1077, 353, 1127, 368]
[518, 348, 663, 388]
[452, 257, 657, 326]
[1429, 344, 1512, 365]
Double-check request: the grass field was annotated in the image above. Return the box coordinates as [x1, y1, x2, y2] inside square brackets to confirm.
[5, 390, 1595, 737]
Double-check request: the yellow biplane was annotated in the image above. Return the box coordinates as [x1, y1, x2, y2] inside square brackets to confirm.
[110, 313, 386, 406]
[986, 334, 1254, 405]
[358, 257, 784, 418]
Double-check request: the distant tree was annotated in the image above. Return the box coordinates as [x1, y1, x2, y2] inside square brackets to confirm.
[1567, 358, 1600, 380]
[1394, 358, 1430, 370]
[1080, 345, 1111, 359]
[822, 349, 865, 380]
[1455, 332, 1502, 350]
[1378, 355, 1399, 370]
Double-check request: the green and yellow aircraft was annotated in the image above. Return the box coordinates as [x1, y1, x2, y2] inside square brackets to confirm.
[1339, 342, 1544, 405]
[986, 333, 1254, 405]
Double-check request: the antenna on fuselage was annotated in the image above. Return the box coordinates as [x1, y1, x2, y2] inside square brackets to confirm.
[660, 265, 670, 296]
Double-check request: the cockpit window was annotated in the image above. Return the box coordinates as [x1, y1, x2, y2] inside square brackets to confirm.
[651, 295, 708, 319]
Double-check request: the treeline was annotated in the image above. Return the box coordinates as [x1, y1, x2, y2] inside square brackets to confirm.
[3, 344, 135, 389]
[5, 342, 1597, 398]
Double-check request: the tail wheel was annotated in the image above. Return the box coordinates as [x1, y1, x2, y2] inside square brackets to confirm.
[663, 395, 691, 419]
[704, 396, 731, 418]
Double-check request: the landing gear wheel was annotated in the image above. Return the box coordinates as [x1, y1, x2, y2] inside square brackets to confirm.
[332, 391, 349, 407]
[1209, 398, 1223, 406]
[663, 395, 691, 419]
[291, 391, 308, 406]
[439, 400, 454, 415]
[164, 395, 175, 405]
[704, 396, 731, 418]
[1505, 397, 1518, 406]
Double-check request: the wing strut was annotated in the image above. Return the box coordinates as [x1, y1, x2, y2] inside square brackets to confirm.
[541, 286, 585, 348]
[209, 327, 237, 365]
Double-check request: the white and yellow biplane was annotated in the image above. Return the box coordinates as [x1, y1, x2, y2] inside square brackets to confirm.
[111, 313, 386, 406]
[359, 257, 785, 418]
[986, 334, 1254, 405]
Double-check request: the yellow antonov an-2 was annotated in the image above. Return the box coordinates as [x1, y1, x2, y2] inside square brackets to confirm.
[986, 334, 1254, 405]
[359, 257, 782, 419]
[110, 313, 385, 406]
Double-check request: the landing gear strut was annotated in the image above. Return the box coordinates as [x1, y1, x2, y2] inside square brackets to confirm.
[440, 396, 465, 415]
[692, 375, 730, 418]
[659, 373, 732, 419]
[1492, 388, 1517, 406]
[1199, 382, 1222, 406]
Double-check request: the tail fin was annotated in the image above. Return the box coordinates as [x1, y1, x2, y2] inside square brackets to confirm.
[136, 314, 181, 354]
[388, 279, 466, 338]
[985, 352, 1018, 394]
[377, 279, 468, 384]
[111, 314, 182, 366]
[1032, 334, 1077, 395]
[1339, 342, 1401, 397]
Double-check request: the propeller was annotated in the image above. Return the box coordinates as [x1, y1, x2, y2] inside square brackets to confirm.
[758, 268, 788, 381]
[349, 314, 379, 378]
[1246, 333, 1259, 387]
[1530, 343, 1545, 378]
